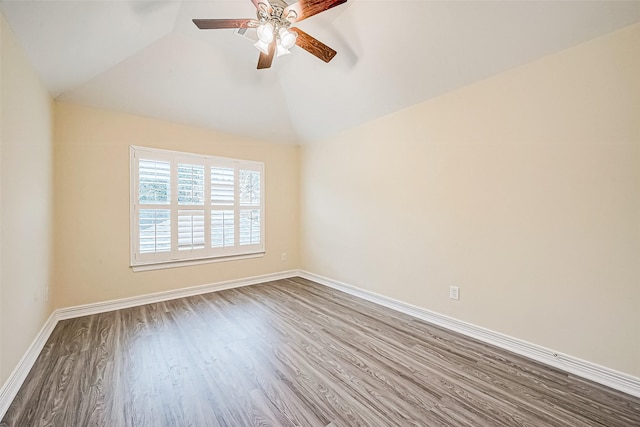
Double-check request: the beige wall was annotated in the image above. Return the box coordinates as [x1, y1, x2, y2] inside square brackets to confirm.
[2, 9, 637, 391]
[0, 14, 55, 384]
[300, 24, 640, 377]
[53, 103, 299, 308]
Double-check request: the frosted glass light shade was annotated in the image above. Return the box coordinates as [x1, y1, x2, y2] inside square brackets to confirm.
[254, 40, 270, 55]
[278, 28, 297, 50]
[256, 22, 274, 43]
[276, 42, 291, 57]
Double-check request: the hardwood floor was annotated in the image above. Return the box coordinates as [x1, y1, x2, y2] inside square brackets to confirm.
[2, 277, 639, 426]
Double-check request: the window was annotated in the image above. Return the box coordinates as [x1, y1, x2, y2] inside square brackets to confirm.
[130, 146, 264, 270]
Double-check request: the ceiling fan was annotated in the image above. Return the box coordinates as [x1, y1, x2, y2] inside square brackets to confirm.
[193, 0, 347, 69]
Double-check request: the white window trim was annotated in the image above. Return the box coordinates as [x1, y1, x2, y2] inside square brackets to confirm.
[130, 145, 265, 269]
[131, 252, 265, 272]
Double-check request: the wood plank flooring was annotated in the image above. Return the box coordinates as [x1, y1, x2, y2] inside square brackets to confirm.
[2, 277, 639, 426]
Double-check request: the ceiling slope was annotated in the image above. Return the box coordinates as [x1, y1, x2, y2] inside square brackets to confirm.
[2, 0, 639, 144]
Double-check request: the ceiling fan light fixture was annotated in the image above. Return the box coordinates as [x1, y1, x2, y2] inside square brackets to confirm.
[254, 40, 271, 55]
[192, 0, 348, 69]
[278, 27, 297, 50]
[256, 22, 275, 43]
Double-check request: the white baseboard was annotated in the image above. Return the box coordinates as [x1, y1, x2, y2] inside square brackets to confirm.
[0, 311, 58, 418]
[57, 270, 299, 320]
[0, 270, 299, 419]
[298, 270, 640, 399]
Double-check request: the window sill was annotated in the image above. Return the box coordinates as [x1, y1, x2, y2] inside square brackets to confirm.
[131, 252, 265, 272]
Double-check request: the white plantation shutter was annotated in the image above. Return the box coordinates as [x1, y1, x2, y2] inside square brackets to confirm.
[130, 146, 264, 268]
[137, 159, 171, 257]
[239, 169, 261, 245]
[211, 210, 234, 248]
[240, 209, 261, 245]
[178, 164, 205, 205]
[139, 160, 170, 204]
[211, 167, 234, 205]
[177, 163, 205, 252]
[139, 209, 171, 253]
[178, 210, 205, 250]
[211, 167, 235, 249]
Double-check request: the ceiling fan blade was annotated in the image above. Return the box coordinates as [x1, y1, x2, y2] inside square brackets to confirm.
[257, 40, 276, 69]
[289, 27, 337, 63]
[283, 0, 347, 23]
[192, 19, 255, 29]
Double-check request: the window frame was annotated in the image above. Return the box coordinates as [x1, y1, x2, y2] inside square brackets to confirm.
[130, 145, 265, 271]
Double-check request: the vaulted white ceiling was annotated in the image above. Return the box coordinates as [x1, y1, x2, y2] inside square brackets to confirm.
[2, 0, 640, 144]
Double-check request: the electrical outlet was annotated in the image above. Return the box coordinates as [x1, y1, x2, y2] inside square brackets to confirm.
[449, 286, 460, 301]
[281, 252, 287, 261]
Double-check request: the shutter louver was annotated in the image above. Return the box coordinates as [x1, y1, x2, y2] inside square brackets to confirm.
[211, 167, 235, 248]
[139, 209, 171, 253]
[178, 164, 205, 205]
[139, 160, 170, 204]
[239, 209, 260, 245]
[138, 159, 172, 255]
[239, 169, 261, 246]
[239, 170, 260, 205]
[211, 210, 235, 248]
[178, 210, 205, 250]
[211, 167, 234, 205]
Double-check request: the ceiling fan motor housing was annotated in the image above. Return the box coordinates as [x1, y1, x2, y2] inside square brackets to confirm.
[257, 1, 295, 32]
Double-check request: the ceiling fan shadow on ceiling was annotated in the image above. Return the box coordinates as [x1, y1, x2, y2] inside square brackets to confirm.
[192, 0, 347, 69]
